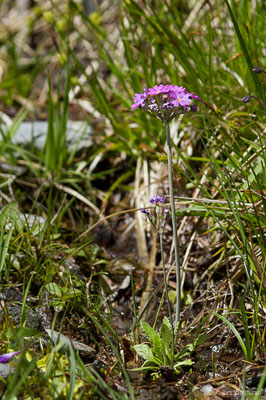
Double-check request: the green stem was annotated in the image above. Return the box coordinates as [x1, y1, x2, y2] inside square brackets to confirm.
[159, 232, 174, 367]
[165, 123, 180, 328]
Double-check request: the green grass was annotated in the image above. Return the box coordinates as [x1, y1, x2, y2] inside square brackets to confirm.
[0, 0, 265, 398]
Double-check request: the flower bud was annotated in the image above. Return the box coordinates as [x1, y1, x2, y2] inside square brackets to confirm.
[252, 67, 265, 74]
[242, 96, 251, 104]
[164, 209, 170, 219]
[141, 208, 153, 221]
[190, 104, 198, 112]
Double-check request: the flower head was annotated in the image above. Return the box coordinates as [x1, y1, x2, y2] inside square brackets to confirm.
[141, 208, 153, 221]
[150, 195, 166, 205]
[131, 84, 199, 123]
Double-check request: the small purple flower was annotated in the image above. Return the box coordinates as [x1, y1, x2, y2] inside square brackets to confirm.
[0, 350, 21, 363]
[170, 92, 191, 108]
[150, 195, 166, 205]
[170, 85, 186, 94]
[148, 85, 170, 96]
[131, 87, 148, 110]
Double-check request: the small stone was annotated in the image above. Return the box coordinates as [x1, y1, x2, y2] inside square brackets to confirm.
[0, 364, 14, 378]
[200, 384, 214, 394]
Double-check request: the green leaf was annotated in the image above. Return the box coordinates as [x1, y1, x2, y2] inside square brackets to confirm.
[238, 295, 252, 360]
[53, 300, 64, 312]
[213, 313, 249, 360]
[6, 327, 41, 338]
[160, 317, 172, 358]
[224, 0, 264, 100]
[152, 334, 164, 364]
[140, 320, 158, 341]
[133, 344, 159, 365]
[140, 320, 163, 361]
[174, 343, 194, 361]
[131, 358, 159, 372]
[45, 282, 62, 297]
[0, 203, 19, 273]
[61, 288, 82, 298]
[3, 108, 27, 140]
[67, 343, 76, 400]
[0, 202, 23, 232]
[168, 290, 176, 303]
[174, 359, 193, 369]
[194, 333, 206, 347]
[16, 327, 42, 338]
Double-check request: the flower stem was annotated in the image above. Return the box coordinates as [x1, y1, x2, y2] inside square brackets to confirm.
[165, 123, 180, 328]
[159, 231, 174, 367]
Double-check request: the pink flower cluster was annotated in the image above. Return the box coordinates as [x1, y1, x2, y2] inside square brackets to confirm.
[131, 84, 199, 123]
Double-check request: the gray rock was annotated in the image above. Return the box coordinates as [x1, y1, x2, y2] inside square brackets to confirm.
[45, 329, 96, 356]
[0, 305, 42, 330]
[1, 120, 92, 151]
[0, 363, 14, 378]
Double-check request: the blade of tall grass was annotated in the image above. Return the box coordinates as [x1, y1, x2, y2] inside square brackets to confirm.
[4, 353, 37, 400]
[253, 367, 266, 400]
[0, 108, 27, 142]
[224, 0, 264, 102]
[20, 273, 34, 327]
[44, 62, 70, 175]
[80, 306, 135, 400]
[0, 223, 14, 276]
[67, 343, 76, 400]
[202, 133, 259, 294]
[238, 294, 253, 361]
[213, 313, 250, 361]
[76, 353, 128, 400]
[44, 342, 66, 380]
[207, 16, 214, 89]
[0, 202, 22, 276]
